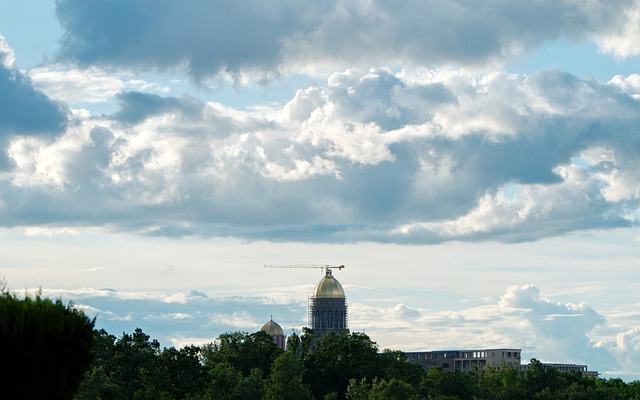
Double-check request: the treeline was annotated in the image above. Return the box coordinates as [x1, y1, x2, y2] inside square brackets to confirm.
[2, 288, 640, 400]
[74, 327, 640, 400]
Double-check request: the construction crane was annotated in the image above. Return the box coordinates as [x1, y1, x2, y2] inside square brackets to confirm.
[264, 264, 345, 275]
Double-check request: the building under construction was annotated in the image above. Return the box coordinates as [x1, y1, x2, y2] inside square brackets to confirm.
[309, 266, 348, 337]
[263, 264, 349, 341]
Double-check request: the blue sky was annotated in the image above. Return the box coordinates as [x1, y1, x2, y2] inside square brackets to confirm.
[2, 0, 640, 379]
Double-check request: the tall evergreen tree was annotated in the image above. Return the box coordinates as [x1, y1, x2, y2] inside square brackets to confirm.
[0, 289, 95, 399]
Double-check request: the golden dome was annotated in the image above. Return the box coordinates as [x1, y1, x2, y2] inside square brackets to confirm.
[261, 318, 284, 336]
[312, 269, 346, 298]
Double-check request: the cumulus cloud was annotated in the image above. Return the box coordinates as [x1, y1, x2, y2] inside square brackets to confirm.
[54, 0, 640, 80]
[357, 284, 619, 373]
[497, 285, 608, 362]
[593, 4, 640, 58]
[0, 36, 68, 145]
[1, 68, 639, 242]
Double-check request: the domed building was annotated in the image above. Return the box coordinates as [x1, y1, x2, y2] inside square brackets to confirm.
[310, 267, 348, 338]
[261, 317, 286, 349]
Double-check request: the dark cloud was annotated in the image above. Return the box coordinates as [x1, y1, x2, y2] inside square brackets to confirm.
[0, 37, 68, 167]
[0, 62, 68, 137]
[113, 92, 198, 124]
[55, 0, 329, 80]
[54, 0, 636, 79]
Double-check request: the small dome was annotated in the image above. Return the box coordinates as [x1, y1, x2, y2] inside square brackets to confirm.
[261, 318, 284, 336]
[313, 270, 346, 298]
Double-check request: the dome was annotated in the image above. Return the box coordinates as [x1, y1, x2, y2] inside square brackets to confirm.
[312, 270, 346, 298]
[261, 318, 284, 336]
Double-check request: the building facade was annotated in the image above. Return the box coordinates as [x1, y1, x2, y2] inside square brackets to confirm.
[406, 348, 522, 372]
[310, 267, 348, 338]
[406, 348, 597, 376]
[520, 362, 598, 377]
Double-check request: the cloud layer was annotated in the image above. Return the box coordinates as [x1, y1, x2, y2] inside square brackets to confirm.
[2, 64, 640, 243]
[54, 0, 640, 80]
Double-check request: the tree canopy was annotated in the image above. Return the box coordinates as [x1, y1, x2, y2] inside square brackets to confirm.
[71, 327, 640, 400]
[0, 289, 95, 399]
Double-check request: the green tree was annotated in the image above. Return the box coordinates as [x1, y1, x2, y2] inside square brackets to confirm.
[111, 328, 162, 397]
[419, 367, 475, 399]
[498, 364, 527, 400]
[202, 330, 283, 377]
[346, 378, 371, 400]
[133, 387, 173, 400]
[527, 358, 555, 394]
[369, 377, 422, 400]
[153, 345, 207, 398]
[206, 362, 243, 399]
[0, 289, 96, 399]
[75, 329, 123, 399]
[379, 349, 424, 386]
[76, 327, 191, 400]
[265, 351, 313, 400]
[233, 368, 266, 400]
[286, 330, 301, 354]
[304, 331, 381, 399]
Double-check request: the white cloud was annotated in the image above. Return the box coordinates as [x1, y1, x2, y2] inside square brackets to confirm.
[2, 68, 640, 242]
[28, 66, 169, 104]
[593, 3, 640, 58]
[25, 226, 80, 237]
[211, 311, 262, 330]
[0, 34, 15, 68]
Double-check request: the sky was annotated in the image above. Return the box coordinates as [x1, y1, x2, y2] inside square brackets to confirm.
[2, 0, 640, 380]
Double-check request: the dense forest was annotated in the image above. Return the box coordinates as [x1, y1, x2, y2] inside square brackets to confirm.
[3, 290, 640, 399]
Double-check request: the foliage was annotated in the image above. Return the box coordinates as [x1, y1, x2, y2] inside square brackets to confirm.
[369, 377, 421, 400]
[72, 326, 640, 400]
[0, 289, 96, 399]
[265, 351, 312, 400]
[201, 330, 283, 377]
[303, 331, 382, 398]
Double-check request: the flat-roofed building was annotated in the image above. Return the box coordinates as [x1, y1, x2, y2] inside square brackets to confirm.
[406, 348, 598, 376]
[520, 362, 598, 377]
[405, 348, 521, 372]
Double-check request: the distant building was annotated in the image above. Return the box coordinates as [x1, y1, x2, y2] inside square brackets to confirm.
[520, 362, 598, 377]
[406, 348, 522, 372]
[406, 348, 598, 376]
[261, 317, 286, 350]
[310, 267, 348, 337]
